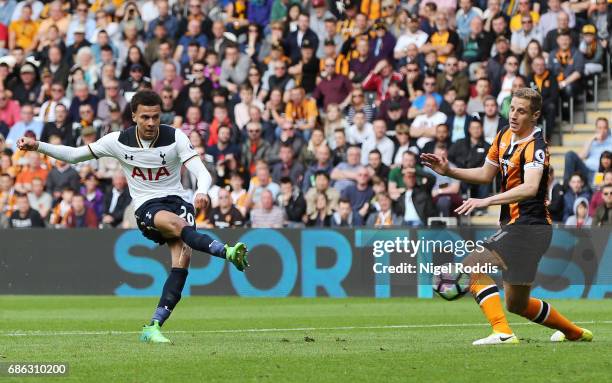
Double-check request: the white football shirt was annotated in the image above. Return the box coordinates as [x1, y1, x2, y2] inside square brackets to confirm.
[88, 124, 199, 209]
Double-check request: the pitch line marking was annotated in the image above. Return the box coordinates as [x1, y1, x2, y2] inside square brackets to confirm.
[1, 321, 611, 337]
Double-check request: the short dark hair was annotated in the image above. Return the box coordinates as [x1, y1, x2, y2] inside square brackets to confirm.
[314, 170, 330, 180]
[339, 197, 351, 206]
[280, 176, 292, 185]
[130, 90, 162, 113]
[369, 149, 381, 158]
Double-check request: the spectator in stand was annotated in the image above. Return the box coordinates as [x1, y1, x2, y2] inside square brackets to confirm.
[481, 96, 506, 144]
[27, 176, 51, 221]
[0, 90, 20, 128]
[305, 192, 332, 227]
[540, 0, 575, 38]
[388, 151, 433, 201]
[394, 168, 438, 226]
[248, 160, 280, 208]
[446, 98, 473, 143]
[589, 169, 612, 214]
[8, 4, 39, 55]
[460, 16, 492, 79]
[527, 56, 558, 140]
[394, 14, 429, 58]
[564, 117, 612, 185]
[234, 84, 263, 132]
[9, 192, 44, 228]
[65, 193, 98, 228]
[278, 176, 306, 228]
[331, 197, 363, 227]
[486, 36, 511, 90]
[36, 81, 70, 123]
[367, 149, 390, 181]
[68, 81, 98, 123]
[205, 187, 244, 228]
[313, 58, 352, 110]
[494, 55, 520, 107]
[423, 143, 463, 217]
[563, 172, 593, 222]
[408, 74, 442, 119]
[366, 191, 402, 227]
[49, 186, 74, 227]
[346, 110, 374, 146]
[302, 144, 334, 192]
[331, 146, 362, 194]
[101, 170, 131, 228]
[229, 171, 249, 217]
[271, 144, 304, 186]
[45, 159, 80, 200]
[7, 105, 43, 150]
[181, 105, 208, 140]
[40, 103, 74, 145]
[510, 14, 542, 55]
[422, 123, 452, 155]
[241, 121, 271, 176]
[594, 184, 612, 226]
[250, 188, 284, 228]
[448, 119, 492, 200]
[409, 96, 448, 150]
[305, 170, 340, 218]
[285, 86, 318, 141]
[219, 43, 250, 95]
[421, 12, 461, 66]
[360, 119, 394, 166]
[547, 166, 565, 223]
[208, 125, 241, 165]
[589, 0, 611, 49]
[362, 59, 403, 103]
[0, 172, 16, 218]
[579, 24, 604, 76]
[341, 166, 374, 221]
[549, 30, 584, 106]
[565, 197, 592, 227]
[467, 78, 491, 115]
[80, 173, 104, 219]
[14, 151, 48, 193]
[269, 120, 305, 163]
[543, 11, 578, 54]
[284, 12, 319, 63]
[436, 56, 470, 101]
[299, 128, 327, 167]
[97, 79, 127, 126]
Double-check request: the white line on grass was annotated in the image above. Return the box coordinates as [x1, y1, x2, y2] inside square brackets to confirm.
[2, 320, 611, 337]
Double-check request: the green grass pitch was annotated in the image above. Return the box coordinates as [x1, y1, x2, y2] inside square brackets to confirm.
[1, 296, 610, 382]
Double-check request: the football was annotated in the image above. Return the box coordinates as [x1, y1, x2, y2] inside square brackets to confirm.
[432, 264, 471, 301]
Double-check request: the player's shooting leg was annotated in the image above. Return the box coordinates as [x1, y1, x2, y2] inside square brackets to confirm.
[505, 282, 586, 340]
[154, 210, 227, 259]
[149, 239, 191, 327]
[462, 249, 513, 335]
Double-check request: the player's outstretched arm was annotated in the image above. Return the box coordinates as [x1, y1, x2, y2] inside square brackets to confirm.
[485, 167, 543, 206]
[17, 137, 94, 164]
[184, 156, 213, 210]
[420, 153, 498, 185]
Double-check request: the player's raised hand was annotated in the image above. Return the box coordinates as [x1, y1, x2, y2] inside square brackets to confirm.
[17, 136, 39, 151]
[420, 153, 449, 176]
[194, 193, 210, 211]
[454, 198, 490, 216]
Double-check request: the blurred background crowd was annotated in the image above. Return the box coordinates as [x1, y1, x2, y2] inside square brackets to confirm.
[0, 0, 611, 229]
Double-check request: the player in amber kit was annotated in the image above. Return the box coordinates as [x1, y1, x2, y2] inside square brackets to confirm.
[421, 88, 593, 345]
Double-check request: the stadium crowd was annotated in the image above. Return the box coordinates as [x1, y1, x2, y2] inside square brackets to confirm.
[0, 0, 611, 229]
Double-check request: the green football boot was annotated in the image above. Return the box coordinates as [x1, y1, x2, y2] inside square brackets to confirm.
[225, 242, 249, 271]
[139, 320, 172, 343]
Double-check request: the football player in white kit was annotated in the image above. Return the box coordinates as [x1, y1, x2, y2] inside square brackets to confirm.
[17, 91, 249, 344]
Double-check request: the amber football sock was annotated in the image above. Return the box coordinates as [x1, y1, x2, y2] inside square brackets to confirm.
[470, 274, 513, 335]
[521, 298, 583, 340]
